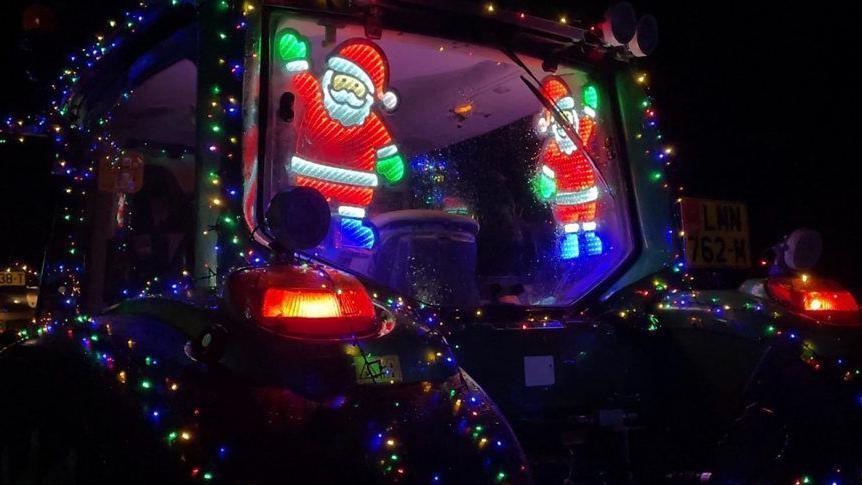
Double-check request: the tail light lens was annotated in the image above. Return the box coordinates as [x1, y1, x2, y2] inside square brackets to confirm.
[767, 276, 860, 325]
[803, 291, 858, 312]
[262, 289, 341, 319]
[228, 265, 378, 340]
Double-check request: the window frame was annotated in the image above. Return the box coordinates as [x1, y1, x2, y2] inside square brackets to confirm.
[254, 5, 645, 313]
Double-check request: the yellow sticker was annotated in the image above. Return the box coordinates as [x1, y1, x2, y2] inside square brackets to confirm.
[354, 354, 403, 385]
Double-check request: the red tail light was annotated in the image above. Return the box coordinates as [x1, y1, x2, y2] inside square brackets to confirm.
[767, 275, 860, 325]
[802, 291, 859, 312]
[262, 289, 342, 319]
[261, 287, 375, 320]
[228, 265, 378, 340]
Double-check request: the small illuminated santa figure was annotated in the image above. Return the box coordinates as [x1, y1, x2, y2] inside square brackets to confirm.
[532, 75, 602, 259]
[276, 29, 404, 248]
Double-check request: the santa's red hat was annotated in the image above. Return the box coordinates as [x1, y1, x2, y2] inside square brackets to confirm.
[541, 76, 575, 111]
[327, 39, 398, 111]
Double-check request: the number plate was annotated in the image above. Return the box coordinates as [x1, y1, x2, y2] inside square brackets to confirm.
[680, 198, 751, 269]
[0, 272, 27, 287]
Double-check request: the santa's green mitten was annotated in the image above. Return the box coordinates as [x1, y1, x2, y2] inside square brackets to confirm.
[275, 29, 310, 71]
[582, 84, 599, 118]
[376, 154, 405, 184]
[531, 172, 556, 201]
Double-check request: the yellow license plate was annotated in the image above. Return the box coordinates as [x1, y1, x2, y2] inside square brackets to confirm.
[354, 354, 403, 385]
[0, 272, 27, 287]
[680, 198, 751, 269]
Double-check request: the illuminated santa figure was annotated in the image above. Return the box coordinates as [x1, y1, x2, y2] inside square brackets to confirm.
[277, 29, 404, 249]
[532, 75, 602, 259]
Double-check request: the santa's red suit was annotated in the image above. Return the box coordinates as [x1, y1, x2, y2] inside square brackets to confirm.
[540, 117, 597, 228]
[285, 39, 401, 218]
[537, 76, 599, 233]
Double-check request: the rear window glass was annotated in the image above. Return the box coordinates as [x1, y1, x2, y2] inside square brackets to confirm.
[257, 12, 635, 307]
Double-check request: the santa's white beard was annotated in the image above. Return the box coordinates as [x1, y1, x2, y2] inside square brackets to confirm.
[553, 126, 577, 155]
[322, 70, 373, 127]
[550, 109, 578, 155]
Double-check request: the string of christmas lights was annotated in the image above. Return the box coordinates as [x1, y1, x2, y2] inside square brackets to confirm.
[3, 0, 262, 326]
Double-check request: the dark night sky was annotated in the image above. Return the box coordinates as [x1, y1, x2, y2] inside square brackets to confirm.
[1, 1, 859, 292]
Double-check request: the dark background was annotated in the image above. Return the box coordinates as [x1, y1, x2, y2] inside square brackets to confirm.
[1, 1, 859, 292]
